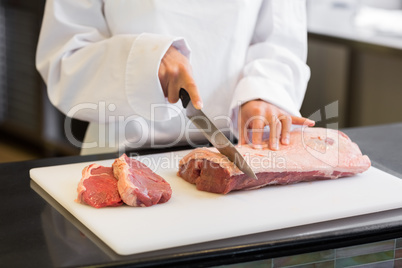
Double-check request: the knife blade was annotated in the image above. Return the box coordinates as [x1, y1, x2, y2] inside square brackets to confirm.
[179, 88, 258, 180]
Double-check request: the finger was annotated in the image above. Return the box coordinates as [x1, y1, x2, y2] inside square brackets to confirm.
[269, 115, 280, 150]
[276, 119, 282, 148]
[158, 60, 169, 97]
[239, 115, 253, 145]
[291, 115, 315, 126]
[183, 81, 203, 110]
[250, 116, 266, 149]
[279, 114, 291, 145]
[167, 82, 180, 104]
[238, 115, 247, 145]
[178, 66, 203, 109]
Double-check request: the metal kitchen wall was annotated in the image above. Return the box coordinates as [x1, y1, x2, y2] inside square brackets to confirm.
[0, 4, 5, 124]
[0, 0, 85, 156]
[1, 1, 43, 140]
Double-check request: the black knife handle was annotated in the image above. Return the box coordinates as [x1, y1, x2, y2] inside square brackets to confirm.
[179, 88, 191, 108]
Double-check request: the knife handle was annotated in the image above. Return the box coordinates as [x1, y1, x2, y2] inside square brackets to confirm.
[179, 88, 191, 108]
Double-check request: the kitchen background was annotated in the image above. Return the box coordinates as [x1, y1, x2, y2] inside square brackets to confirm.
[0, 0, 401, 163]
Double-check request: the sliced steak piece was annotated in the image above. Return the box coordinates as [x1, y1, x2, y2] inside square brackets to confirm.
[112, 154, 172, 207]
[76, 164, 123, 208]
[178, 127, 371, 194]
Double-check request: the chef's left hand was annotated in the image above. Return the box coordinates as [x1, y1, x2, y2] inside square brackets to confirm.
[238, 100, 315, 150]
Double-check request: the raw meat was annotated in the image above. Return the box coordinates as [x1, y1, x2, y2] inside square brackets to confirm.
[113, 154, 172, 207]
[76, 164, 123, 208]
[178, 127, 371, 194]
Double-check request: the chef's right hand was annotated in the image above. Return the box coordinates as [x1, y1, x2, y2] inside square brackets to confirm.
[158, 46, 203, 110]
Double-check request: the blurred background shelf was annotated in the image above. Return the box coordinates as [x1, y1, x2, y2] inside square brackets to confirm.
[302, 0, 402, 128]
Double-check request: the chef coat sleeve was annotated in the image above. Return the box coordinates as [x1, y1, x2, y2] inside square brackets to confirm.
[230, 0, 310, 119]
[36, 0, 190, 123]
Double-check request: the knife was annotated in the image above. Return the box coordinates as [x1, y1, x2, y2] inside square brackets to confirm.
[179, 88, 258, 180]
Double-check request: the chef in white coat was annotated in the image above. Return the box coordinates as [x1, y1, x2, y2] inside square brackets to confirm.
[36, 0, 314, 155]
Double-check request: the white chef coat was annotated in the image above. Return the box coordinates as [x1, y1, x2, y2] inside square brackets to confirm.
[36, 0, 310, 155]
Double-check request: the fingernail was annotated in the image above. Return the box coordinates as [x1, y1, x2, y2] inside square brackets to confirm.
[272, 139, 279, 150]
[253, 144, 263, 150]
[283, 137, 290, 145]
[195, 101, 203, 110]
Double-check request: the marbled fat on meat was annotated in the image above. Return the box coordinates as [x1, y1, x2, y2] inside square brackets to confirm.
[113, 154, 172, 207]
[178, 127, 371, 194]
[76, 164, 123, 208]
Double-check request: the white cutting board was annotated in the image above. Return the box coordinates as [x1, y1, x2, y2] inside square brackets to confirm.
[30, 150, 402, 256]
